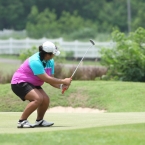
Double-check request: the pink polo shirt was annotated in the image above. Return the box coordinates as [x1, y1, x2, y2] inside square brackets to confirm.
[11, 52, 54, 86]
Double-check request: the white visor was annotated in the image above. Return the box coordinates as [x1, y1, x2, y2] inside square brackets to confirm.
[42, 41, 60, 56]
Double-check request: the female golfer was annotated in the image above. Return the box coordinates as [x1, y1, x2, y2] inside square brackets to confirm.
[11, 41, 72, 128]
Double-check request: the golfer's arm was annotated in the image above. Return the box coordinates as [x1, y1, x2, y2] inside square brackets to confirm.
[37, 73, 64, 85]
[49, 75, 61, 89]
[50, 84, 61, 89]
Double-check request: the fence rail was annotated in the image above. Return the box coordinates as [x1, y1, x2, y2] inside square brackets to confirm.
[0, 38, 113, 58]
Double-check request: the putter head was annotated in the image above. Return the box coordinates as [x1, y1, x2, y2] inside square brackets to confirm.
[90, 39, 95, 45]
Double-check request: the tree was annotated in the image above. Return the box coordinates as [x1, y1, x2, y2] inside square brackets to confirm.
[26, 6, 59, 38]
[0, 0, 145, 35]
[26, 7, 97, 39]
[0, 0, 24, 29]
[100, 27, 145, 82]
[132, 1, 145, 30]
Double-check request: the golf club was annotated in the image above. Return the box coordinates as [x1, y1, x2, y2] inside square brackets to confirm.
[62, 39, 95, 94]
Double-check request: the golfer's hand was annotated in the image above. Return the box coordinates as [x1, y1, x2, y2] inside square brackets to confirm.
[62, 78, 72, 85]
[62, 84, 70, 90]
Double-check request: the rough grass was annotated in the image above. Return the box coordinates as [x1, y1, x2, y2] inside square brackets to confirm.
[1, 71, 145, 145]
[0, 58, 107, 83]
[1, 81, 145, 112]
[0, 61, 20, 83]
[54, 64, 108, 80]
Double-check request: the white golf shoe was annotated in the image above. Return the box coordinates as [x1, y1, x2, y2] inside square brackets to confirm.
[17, 120, 34, 128]
[33, 120, 54, 127]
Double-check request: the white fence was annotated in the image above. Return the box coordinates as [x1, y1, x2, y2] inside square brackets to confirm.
[0, 38, 113, 58]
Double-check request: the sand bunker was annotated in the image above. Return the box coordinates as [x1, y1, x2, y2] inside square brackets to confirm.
[47, 106, 106, 113]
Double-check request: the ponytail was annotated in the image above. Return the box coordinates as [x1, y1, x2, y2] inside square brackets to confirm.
[39, 45, 43, 52]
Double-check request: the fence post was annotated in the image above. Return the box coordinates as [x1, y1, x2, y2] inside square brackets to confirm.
[74, 40, 78, 59]
[26, 37, 30, 49]
[0, 38, 113, 58]
[9, 38, 13, 54]
[58, 37, 63, 46]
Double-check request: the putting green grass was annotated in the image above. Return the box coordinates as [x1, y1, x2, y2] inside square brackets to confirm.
[1, 123, 145, 145]
[0, 112, 145, 145]
[0, 112, 145, 134]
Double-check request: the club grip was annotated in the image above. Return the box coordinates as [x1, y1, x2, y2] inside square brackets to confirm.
[62, 87, 67, 94]
[62, 77, 72, 94]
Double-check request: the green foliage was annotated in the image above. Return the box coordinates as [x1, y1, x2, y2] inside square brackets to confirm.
[0, 0, 25, 30]
[19, 46, 38, 62]
[0, 0, 145, 35]
[19, 44, 66, 63]
[68, 28, 97, 40]
[100, 27, 145, 82]
[58, 11, 84, 33]
[58, 11, 97, 40]
[131, 1, 145, 30]
[26, 7, 97, 40]
[65, 51, 74, 58]
[26, 6, 59, 38]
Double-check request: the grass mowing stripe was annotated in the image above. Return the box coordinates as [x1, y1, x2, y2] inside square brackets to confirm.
[0, 123, 145, 145]
[0, 112, 145, 134]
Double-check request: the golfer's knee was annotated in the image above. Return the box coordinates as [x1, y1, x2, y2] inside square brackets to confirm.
[42, 96, 50, 105]
[34, 97, 43, 105]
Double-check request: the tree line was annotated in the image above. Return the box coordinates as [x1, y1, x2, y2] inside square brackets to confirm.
[0, 0, 145, 39]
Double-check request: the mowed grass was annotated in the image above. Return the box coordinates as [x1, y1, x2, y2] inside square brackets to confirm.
[1, 57, 145, 145]
[1, 124, 145, 145]
[0, 112, 145, 145]
[1, 82, 145, 145]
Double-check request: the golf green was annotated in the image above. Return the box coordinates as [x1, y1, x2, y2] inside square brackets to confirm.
[0, 112, 145, 134]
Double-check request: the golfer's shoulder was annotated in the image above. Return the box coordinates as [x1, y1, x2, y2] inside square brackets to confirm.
[29, 52, 42, 67]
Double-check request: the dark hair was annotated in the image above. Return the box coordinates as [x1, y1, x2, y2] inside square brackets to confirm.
[39, 45, 53, 67]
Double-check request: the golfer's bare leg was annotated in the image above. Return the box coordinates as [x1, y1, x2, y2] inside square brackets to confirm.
[36, 89, 50, 120]
[20, 89, 43, 120]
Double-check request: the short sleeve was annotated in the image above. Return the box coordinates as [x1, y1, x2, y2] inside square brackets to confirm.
[29, 60, 45, 75]
[51, 59, 54, 74]
[46, 59, 55, 75]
